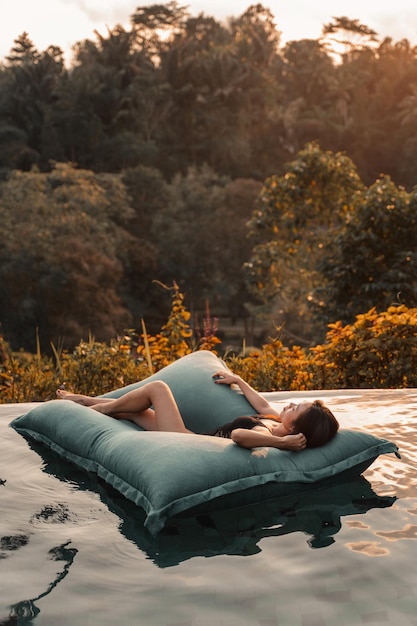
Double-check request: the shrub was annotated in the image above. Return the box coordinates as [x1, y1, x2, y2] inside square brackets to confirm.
[0, 283, 222, 402]
[0, 335, 146, 403]
[1, 300, 416, 403]
[226, 337, 314, 391]
[310, 305, 417, 388]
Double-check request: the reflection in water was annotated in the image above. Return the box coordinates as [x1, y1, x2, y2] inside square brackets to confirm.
[29, 439, 396, 568]
[0, 542, 77, 625]
[376, 525, 417, 540]
[346, 520, 369, 529]
[345, 541, 390, 557]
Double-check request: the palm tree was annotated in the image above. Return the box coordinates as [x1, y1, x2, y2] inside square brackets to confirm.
[0, 34, 66, 171]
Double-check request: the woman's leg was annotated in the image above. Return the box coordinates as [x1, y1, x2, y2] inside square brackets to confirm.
[89, 381, 192, 434]
[56, 389, 112, 406]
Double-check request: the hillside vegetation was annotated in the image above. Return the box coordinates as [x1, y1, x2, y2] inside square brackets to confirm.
[1, 4, 417, 368]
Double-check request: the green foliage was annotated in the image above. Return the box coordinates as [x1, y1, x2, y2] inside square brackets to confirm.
[230, 4, 280, 68]
[0, 163, 143, 350]
[227, 305, 417, 390]
[322, 16, 378, 57]
[0, 283, 222, 402]
[3, 7, 417, 354]
[151, 166, 230, 285]
[137, 282, 222, 372]
[244, 142, 363, 343]
[57, 337, 147, 398]
[2, 296, 416, 403]
[317, 175, 417, 324]
[226, 338, 314, 391]
[0, 330, 57, 402]
[2, 8, 417, 187]
[132, 2, 189, 31]
[151, 164, 256, 311]
[158, 4, 282, 177]
[0, 33, 66, 172]
[137, 281, 195, 371]
[0, 158, 260, 354]
[310, 306, 417, 388]
[0, 334, 146, 403]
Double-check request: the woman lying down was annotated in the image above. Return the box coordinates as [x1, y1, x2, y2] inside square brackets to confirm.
[57, 369, 339, 452]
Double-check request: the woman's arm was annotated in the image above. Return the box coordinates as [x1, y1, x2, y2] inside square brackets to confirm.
[231, 428, 307, 451]
[213, 371, 281, 418]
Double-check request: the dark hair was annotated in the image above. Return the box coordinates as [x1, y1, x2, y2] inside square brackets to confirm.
[293, 400, 339, 448]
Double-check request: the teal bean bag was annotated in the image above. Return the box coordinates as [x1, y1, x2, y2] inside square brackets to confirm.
[11, 351, 400, 535]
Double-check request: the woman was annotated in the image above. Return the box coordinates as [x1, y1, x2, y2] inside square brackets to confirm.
[57, 369, 339, 452]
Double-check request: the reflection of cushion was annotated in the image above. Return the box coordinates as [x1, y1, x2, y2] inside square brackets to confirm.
[11, 351, 400, 535]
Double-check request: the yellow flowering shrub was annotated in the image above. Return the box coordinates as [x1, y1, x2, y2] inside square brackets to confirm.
[1, 299, 416, 402]
[136, 283, 221, 372]
[0, 283, 222, 402]
[310, 305, 417, 388]
[225, 337, 314, 391]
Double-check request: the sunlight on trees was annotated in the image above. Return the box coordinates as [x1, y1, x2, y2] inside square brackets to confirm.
[1, 5, 417, 357]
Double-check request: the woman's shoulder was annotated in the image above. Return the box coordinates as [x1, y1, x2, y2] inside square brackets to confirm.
[259, 414, 281, 423]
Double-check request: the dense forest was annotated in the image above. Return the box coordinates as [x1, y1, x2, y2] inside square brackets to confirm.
[1, 3, 417, 353]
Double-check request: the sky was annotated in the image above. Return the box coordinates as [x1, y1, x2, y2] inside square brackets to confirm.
[2, 0, 417, 66]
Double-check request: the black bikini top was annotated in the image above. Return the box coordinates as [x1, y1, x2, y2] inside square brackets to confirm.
[209, 415, 269, 439]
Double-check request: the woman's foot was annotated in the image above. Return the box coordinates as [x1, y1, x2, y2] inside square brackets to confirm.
[56, 389, 97, 406]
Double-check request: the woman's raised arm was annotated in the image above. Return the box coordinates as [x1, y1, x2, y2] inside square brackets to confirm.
[231, 428, 307, 450]
[212, 371, 281, 418]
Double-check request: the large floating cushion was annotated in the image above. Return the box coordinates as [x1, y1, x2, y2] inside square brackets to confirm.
[11, 351, 400, 535]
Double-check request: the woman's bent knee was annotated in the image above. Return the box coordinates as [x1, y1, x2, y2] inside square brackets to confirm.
[145, 380, 172, 395]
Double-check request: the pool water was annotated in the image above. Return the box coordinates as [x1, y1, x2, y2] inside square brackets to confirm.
[1, 389, 416, 626]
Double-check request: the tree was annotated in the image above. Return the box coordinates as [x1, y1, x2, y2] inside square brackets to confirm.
[230, 3, 281, 68]
[149, 166, 262, 330]
[245, 143, 363, 344]
[0, 164, 156, 350]
[67, 24, 164, 171]
[160, 4, 284, 177]
[325, 36, 417, 188]
[150, 165, 231, 305]
[316, 175, 417, 324]
[0, 33, 66, 172]
[321, 16, 378, 61]
[160, 13, 241, 172]
[276, 39, 336, 157]
[120, 164, 167, 319]
[131, 1, 189, 38]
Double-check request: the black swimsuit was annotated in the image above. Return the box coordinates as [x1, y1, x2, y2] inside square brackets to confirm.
[209, 415, 269, 439]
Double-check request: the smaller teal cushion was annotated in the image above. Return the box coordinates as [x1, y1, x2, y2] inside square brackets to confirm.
[11, 351, 400, 535]
[100, 350, 255, 433]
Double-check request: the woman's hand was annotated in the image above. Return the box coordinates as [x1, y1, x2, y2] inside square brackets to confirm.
[212, 371, 241, 385]
[212, 370, 281, 418]
[281, 433, 307, 451]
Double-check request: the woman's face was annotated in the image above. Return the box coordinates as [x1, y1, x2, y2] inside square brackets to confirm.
[279, 401, 313, 433]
